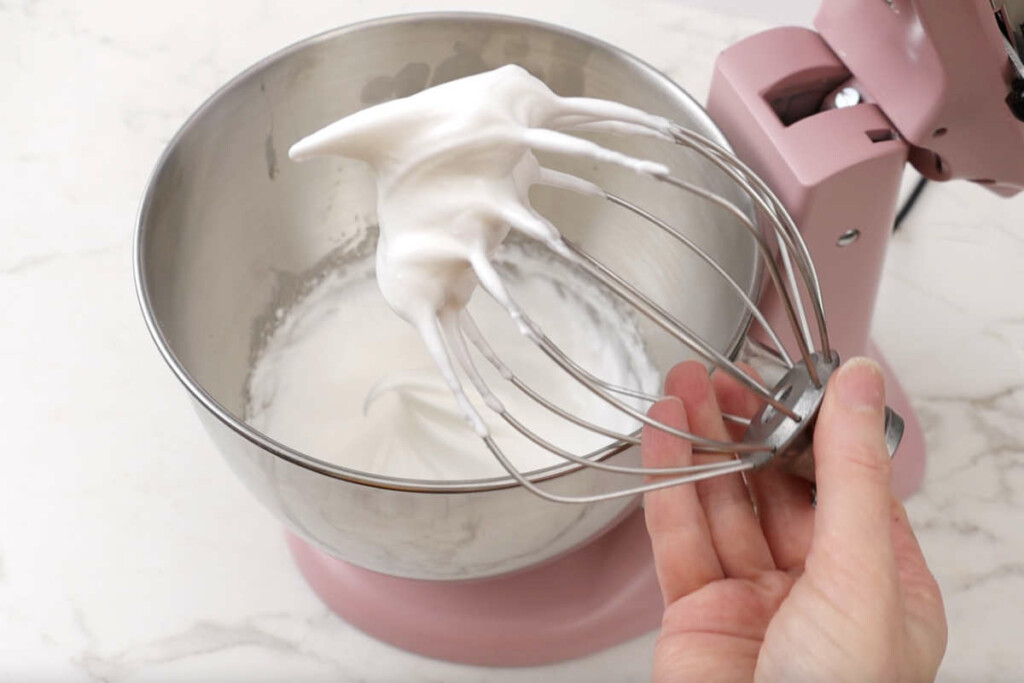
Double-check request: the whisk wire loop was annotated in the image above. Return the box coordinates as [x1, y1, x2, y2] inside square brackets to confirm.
[484, 435, 757, 505]
[516, 313, 768, 454]
[669, 126, 831, 360]
[562, 239, 802, 422]
[446, 118, 844, 504]
[603, 191, 794, 369]
[663, 136, 824, 385]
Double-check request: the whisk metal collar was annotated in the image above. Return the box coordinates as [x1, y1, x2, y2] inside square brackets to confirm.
[742, 352, 840, 475]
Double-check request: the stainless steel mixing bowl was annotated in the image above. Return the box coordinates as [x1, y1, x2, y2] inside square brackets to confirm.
[134, 13, 760, 580]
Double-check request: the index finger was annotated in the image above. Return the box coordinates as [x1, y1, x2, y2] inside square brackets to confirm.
[642, 397, 724, 604]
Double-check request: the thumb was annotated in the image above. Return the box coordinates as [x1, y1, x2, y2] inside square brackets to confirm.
[811, 357, 895, 573]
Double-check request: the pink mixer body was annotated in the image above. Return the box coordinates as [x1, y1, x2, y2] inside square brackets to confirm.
[708, 0, 1024, 498]
[707, 25, 924, 495]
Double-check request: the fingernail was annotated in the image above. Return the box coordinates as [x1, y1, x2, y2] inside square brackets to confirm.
[836, 358, 884, 413]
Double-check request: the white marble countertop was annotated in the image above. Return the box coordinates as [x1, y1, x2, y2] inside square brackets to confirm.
[3, 1, 1023, 680]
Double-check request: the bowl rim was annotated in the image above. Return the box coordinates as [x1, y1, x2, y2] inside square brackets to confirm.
[133, 10, 761, 495]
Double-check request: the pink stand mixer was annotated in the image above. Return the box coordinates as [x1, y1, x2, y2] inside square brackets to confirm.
[135, 0, 1024, 667]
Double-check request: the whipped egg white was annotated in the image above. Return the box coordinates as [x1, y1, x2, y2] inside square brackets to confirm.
[289, 65, 673, 437]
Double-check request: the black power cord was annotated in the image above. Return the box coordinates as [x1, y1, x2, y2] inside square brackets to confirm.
[893, 177, 929, 232]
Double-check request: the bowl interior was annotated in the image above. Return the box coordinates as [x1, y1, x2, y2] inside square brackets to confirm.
[137, 14, 759, 485]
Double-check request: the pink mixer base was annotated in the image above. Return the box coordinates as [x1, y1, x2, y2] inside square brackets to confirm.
[287, 350, 924, 667]
[287, 507, 665, 667]
[868, 341, 926, 500]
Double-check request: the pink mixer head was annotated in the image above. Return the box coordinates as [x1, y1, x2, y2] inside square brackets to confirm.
[816, 0, 1024, 195]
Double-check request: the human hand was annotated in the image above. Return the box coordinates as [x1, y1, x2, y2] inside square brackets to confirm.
[642, 358, 946, 682]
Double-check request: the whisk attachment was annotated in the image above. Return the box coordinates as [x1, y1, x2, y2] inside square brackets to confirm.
[465, 123, 904, 505]
[288, 66, 903, 504]
[741, 352, 905, 483]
